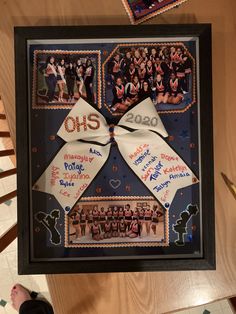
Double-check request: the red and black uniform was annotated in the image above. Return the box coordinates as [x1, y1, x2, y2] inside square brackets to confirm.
[125, 209, 133, 229]
[144, 209, 152, 221]
[133, 56, 142, 68]
[45, 62, 57, 102]
[130, 221, 141, 236]
[125, 67, 137, 82]
[107, 209, 113, 221]
[138, 68, 147, 83]
[91, 224, 100, 237]
[99, 209, 106, 232]
[125, 82, 140, 99]
[84, 65, 94, 103]
[112, 84, 125, 106]
[146, 64, 155, 80]
[92, 209, 99, 222]
[109, 58, 122, 79]
[155, 80, 167, 95]
[119, 221, 126, 233]
[168, 78, 183, 98]
[104, 222, 111, 233]
[118, 209, 124, 220]
[138, 83, 152, 101]
[113, 209, 119, 220]
[65, 66, 76, 98]
[155, 62, 164, 76]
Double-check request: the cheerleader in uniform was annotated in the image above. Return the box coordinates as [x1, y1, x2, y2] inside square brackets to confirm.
[109, 53, 122, 81]
[138, 62, 147, 85]
[126, 219, 141, 238]
[171, 47, 183, 72]
[87, 210, 93, 234]
[84, 59, 95, 103]
[106, 207, 113, 222]
[154, 57, 164, 76]
[118, 207, 124, 221]
[155, 74, 169, 104]
[168, 72, 184, 104]
[138, 81, 152, 101]
[104, 220, 112, 239]
[92, 205, 99, 222]
[149, 48, 157, 64]
[132, 208, 139, 220]
[144, 206, 153, 236]
[65, 61, 76, 103]
[146, 60, 155, 81]
[99, 207, 106, 232]
[119, 219, 126, 237]
[124, 63, 137, 83]
[71, 211, 80, 239]
[133, 49, 142, 69]
[75, 64, 85, 99]
[79, 209, 87, 236]
[151, 209, 159, 235]
[122, 50, 133, 74]
[125, 75, 140, 105]
[44, 56, 57, 103]
[124, 204, 133, 230]
[56, 59, 66, 102]
[139, 208, 145, 235]
[141, 50, 148, 65]
[111, 77, 130, 113]
[183, 51, 192, 93]
[91, 221, 103, 241]
[113, 206, 119, 221]
[111, 220, 119, 237]
[175, 62, 186, 93]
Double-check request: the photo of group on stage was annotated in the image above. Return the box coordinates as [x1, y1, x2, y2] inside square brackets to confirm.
[33, 51, 99, 107]
[67, 199, 166, 246]
[105, 43, 194, 114]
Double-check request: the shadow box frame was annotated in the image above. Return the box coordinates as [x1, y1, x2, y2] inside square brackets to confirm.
[15, 24, 215, 274]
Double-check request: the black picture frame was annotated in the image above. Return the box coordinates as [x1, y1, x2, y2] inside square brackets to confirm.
[15, 24, 215, 274]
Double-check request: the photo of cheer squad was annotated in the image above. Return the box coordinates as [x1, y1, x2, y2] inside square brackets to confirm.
[68, 200, 165, 244]
[105, 44, 194, 113]
[35, 53, 98, 105]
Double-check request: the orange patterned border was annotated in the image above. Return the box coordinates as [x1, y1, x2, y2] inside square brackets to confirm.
[102, 42, 196, 116]
[122, 0, 189, 25]
[64, 196, 169, 249]
[32, 49, 101, 109]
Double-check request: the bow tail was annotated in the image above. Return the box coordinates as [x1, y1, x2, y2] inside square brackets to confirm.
[33, 141, 111, 212]
[116, 130, 199, 208]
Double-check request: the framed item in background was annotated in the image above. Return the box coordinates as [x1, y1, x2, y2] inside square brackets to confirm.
[121, 0, 189, 25]
[15, 24, 214, 274]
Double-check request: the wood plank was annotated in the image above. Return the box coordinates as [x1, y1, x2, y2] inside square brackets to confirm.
[0, 168, 17, 179]
[0, 149, 15, 157]
[0, 190, 17, 204]
[0, 223, 17, 253]
[0, 131, 10, 137]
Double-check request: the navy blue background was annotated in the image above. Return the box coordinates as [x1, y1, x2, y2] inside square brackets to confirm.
[30, 40, 201, 260]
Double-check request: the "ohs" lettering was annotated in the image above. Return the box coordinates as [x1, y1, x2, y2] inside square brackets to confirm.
[64, 113, 100, 133]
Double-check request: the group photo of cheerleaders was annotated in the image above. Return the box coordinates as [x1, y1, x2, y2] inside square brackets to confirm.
[105, 44, 193, 114]
[35, 52, 98, 106]
[68, 200, 165, 244]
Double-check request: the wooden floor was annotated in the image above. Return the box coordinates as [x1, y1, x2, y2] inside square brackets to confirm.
[0, 0, 236, 313]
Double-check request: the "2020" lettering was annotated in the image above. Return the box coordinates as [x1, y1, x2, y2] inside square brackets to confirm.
[125, 113, 158, 127]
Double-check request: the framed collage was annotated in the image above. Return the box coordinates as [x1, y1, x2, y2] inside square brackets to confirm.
[15, 24, 215, 274]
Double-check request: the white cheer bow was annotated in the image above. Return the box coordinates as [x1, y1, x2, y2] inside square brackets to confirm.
[33, 97, 198, 212]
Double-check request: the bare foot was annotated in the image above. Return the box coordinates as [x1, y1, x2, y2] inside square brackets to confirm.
[10, 284, 32, 311]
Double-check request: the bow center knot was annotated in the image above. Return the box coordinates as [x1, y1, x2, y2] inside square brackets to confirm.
[109, 124, 116, 143]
